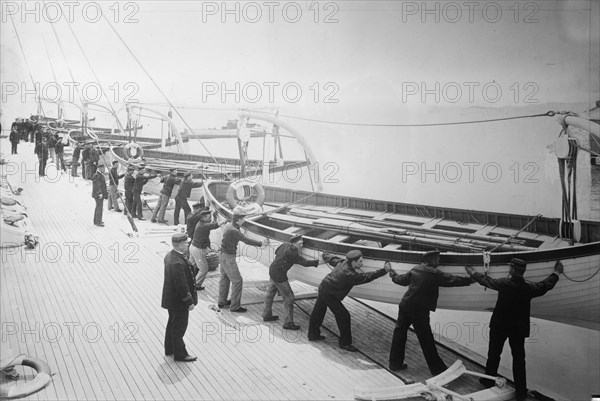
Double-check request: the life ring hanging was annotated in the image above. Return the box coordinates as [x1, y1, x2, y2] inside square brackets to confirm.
[226, 179, 265, 214]
[125, 143, 143, 159]
[0, 355, 52, 399]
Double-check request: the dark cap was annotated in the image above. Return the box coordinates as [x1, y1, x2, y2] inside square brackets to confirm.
[171, 233, 188, 243]
[510, 258, 527, 271]
[290, 235, 303, 244]
[184, 172, 192, 178]
[192, 202, 204, 209]
[112, 160, 119, 165]
[232, 209, 247, 220]
[422, 250, 440, 261]
[200, 210, 212, 218]
[138, 165, 145, 170]
[346, 249, 362, 261]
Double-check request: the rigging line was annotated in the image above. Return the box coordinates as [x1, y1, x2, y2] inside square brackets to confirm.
[250, 110, 556, 128]
[46, 3, 84, 108]
[42, 34, 58, 84]
[61, 13, 127, 138]
[101, 15, 221, 174]
[8, 14, 45, 117]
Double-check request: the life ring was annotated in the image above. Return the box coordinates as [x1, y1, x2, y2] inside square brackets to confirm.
[0, 356, 52, 399]
[226, 179, 265, 214]
[125, 143, 143, 159]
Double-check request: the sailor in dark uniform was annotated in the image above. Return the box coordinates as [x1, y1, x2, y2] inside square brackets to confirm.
[173, 172, 204, 225]
[91, 164, 108, 226]
[132, 165, 157, 220]
[35, 137, 49, 176]
[465, 259, 563, 400]
[9, 122, 19, 154]
[308, 250, 390, 351]
[71, 143, 82, 177]
[262, 235, 321, 330]
[388, 250, 473, 375]
[161, 232, 198, 362]
[123, 165, 136, 216]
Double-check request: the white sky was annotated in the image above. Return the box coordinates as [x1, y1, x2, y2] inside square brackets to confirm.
[1, 0, 599, 216]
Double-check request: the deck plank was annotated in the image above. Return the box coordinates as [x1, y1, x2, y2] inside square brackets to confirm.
[1, 145, 518, 400]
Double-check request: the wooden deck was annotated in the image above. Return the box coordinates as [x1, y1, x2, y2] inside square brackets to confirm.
[1, 143, 517, 400]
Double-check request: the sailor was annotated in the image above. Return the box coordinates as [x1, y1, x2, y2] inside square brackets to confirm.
[46, 133, 57, 163]
[388, 250, 473, 375]
[81, 144, 91, 179]
[132, 165, 157, 220]
[186, 202, 205, 239]
[189, 209, 226, 291]
[9, 121, 19, 155]
[465, 259, 563, 400]
[54, 135, 66, 173]
[173, 172, 204, 225]
[161, 232, 198, 362]
[262, 235, 321, 330]
[88, 145, 100, 178]
[71, 142, 82, 177]
[152, 168, 181, 224]
[91, 164, 108, 227]
[218, 210, 268, 312]
[307, 250, 390, 351]
[108, 160, 125, 212]
[123, 165, 136, 217]
[35, 137, 49, 177]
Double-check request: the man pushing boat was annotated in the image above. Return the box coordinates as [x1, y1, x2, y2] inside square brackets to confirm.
[307, 250, 391, 352]
[388, 250, 473, 375]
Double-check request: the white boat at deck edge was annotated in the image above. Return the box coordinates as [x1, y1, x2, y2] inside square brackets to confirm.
[204, 180, 600, 331]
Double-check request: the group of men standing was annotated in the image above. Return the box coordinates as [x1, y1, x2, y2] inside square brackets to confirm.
[9, 116, 68, 176]
[89, 160, 206, 228]
[161, 221, 562, 400]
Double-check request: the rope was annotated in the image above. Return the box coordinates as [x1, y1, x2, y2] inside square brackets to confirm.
[560, 265, 600, 283]
[8, 14, 45, 117]
[487, 214, 542, 254]
[101, 15, 222, 176]
[251, 110, 556, 128]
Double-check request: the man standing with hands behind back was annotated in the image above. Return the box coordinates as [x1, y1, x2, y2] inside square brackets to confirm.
[162, 232, 198, 362]
[465, 259, 563, 401]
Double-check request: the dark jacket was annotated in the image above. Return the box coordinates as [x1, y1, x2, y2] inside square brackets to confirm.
[81, 146, 91, 161]
[175, 180, 203, 200]
[91, 171, 108, 199]
[391, 264, 472, 312]
[319, 253, 387, 300]
[55, 140, 64, 154]
[109, 166, 125, 187]
[160, 174, 182, 197]
[186, 212, 203, 239]
[471, 271, 559, 337]
[192, 221, 219, 249]
[47, 136, 57, 149]
[269, 243, 318, 283]
[123, 173, 135, 192]
[133, 173, 156, 194]
[89, 147, 99, 163]
[220, 222, 263, 255]
[72, 145, 81, 165]
[9, 129, 19, 143]
[161, 250, 198, 310]
[35, 142, 48, 159]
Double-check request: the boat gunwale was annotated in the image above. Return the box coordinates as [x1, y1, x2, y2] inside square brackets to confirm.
[205, 180, 600, 266]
